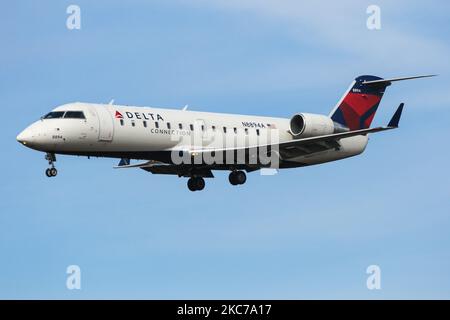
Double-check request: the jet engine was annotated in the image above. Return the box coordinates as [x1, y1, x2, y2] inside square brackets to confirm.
[289, 113, 346, 138]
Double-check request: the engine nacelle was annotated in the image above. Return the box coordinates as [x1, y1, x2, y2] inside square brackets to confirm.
[289, 113, 338, 138]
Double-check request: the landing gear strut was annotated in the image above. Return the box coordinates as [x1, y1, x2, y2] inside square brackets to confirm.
[45, 153, 57, 177]
[229, 170, 246, 186]
[187, 176, 205, 192]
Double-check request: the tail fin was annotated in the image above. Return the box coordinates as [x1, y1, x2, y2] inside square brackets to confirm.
[329, 75, 388, 130]
[329, 74, 435, 130]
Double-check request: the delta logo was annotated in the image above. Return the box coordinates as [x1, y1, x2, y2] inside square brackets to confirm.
[114, 110, 164, 121]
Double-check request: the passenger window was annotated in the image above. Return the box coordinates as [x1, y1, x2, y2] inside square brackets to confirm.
[223, 127, 227, 133]
[256, 129, 260, 136]
[155, 122, 159, 128]
[201, 125, 205, 131]
[233, 127, 237, 134]
[245, 128, 248, 135]
[167, 122, 171, 129]
[131, 121, 135, 127]
[64, 111, 85, 119]
[212, 125, 216, 131]
[179, 123, 183, 129]
[190, 124, 194, 131]
[143, 121, 147, 128]
[120, 119, 124, 126]
[43, 111, 65, 119]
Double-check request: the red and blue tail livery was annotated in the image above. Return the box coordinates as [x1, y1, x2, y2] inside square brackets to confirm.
[330, 75, 390, 130]
[330, 74, 436, 130]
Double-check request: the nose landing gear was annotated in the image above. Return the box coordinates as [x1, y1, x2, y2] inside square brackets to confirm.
[45, 153, 58, 177]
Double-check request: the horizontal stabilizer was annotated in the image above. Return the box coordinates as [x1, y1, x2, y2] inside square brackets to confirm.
[362, 74, 436, 85]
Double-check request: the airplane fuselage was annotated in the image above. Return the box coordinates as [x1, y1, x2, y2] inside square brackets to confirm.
[17, 102, 368, 169]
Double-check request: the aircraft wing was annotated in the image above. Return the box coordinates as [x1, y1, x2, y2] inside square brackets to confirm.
[188, 124, 395, 160]
[278, 125, 395, 158]
[188, 103, 404, 160]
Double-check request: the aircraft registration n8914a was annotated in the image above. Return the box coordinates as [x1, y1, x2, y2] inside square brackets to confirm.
[17, 74, 434, 191]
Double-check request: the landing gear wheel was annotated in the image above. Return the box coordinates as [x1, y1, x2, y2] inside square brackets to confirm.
[46, 167, 58, 177]
[229, 170, 246, 185]
[229, 172, 238, 185]
[194, 177, 205, 191]
[49, 168, 58, 177]
[235, 171, 246, 185]
[187, 177, 205, 191]
[187, 178, 196, 191]
[45, 153, 58, 178]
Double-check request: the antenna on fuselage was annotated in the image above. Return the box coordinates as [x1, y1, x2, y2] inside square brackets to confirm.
[182, 104, 188, 111]
[109, 99, 114, 105]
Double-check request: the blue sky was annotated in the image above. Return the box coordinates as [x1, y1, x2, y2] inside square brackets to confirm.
[1, 0, 450, 299]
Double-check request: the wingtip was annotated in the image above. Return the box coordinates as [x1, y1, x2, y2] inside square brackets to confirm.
[421, 74, 438, 79]
[387, 103, 405, 128]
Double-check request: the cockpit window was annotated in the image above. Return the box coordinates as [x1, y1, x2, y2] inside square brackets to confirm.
[64, 111, 85, 119]
[43, 111, 65, 119]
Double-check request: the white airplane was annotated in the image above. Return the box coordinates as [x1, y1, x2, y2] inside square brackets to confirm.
[17, 75, 434, 191]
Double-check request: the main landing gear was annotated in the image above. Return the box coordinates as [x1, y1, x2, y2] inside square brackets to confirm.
[187, 176, 205, 192]
[186, 170, 247, 191]
[45, 153, 58, 177]
[229, 170, 246, 186]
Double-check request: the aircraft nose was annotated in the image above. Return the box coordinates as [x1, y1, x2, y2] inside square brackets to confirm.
[17, 128, 33, 145]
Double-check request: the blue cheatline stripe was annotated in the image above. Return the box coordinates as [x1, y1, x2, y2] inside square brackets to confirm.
[359, 103, 381, 129]
[331, 107, 346, 127]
